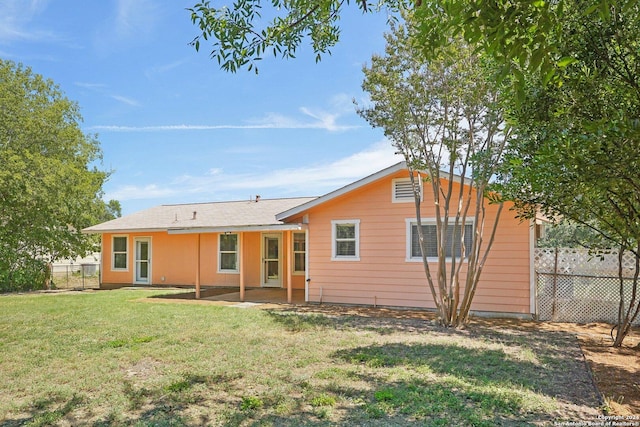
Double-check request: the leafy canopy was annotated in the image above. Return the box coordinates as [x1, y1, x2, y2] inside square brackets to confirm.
[188, 0, 638, 85]
[497, 1, 640, 345]
[357, 18, 509, 327]
[0, 60, 110, 291]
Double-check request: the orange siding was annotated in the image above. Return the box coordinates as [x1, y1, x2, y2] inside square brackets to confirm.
[100, 230, 305, 290]
[295, 170, 532, 314]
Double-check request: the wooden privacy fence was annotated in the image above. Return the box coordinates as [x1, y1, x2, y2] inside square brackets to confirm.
[534, 248, 640, 325]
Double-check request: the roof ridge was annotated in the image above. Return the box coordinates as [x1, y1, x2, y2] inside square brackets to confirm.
[160, 196, 316, 207]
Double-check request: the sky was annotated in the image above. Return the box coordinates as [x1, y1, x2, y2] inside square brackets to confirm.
[0, 0, 404, 216]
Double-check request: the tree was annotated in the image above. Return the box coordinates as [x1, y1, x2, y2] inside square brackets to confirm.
[188, 0, 635, 80]
[188, 0, 404, 73]
[537, 220, 602, 249]
[498, 2, 640, 346]
[0, 60, 109, 292]
[357, 20, 509, 327]
[99, 199, 122, 223]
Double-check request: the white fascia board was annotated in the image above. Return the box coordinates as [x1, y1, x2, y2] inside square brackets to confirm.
[82, 227, 167, 235]
[276, 161, 408, 221]
[275, 161, 469, 221]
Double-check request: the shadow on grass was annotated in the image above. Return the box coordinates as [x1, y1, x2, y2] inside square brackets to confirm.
[0, 394, 84, 427]
[265, 308, 433, 334]
[336, 339, 603, 425]
[335, 342, 543, 426]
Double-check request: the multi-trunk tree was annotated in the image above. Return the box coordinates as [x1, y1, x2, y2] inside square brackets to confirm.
[357, 20, 509, 327]
[0, 60, 110, 291]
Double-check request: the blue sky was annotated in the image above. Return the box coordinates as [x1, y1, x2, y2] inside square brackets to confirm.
[1, 0, 403, 216]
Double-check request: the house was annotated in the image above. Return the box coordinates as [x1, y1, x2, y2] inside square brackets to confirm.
[84, 162, 535, 316]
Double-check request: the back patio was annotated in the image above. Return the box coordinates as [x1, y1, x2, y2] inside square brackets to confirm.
[152, 287, 306, 305]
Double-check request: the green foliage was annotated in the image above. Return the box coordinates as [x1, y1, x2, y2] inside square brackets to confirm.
[188, 0, 406, 73]
[538, 220, 603, 249]
[498, 1, 640, 345]
[0, 257, 48, 293]
[240, 395, 264, 410]
[0, 60, 109, 292]
[188, 0, 637, 84]
[356, 19, 509, 327]
[309, 393, 336, 407]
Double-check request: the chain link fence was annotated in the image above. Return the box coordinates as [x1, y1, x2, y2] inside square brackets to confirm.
[51, 255, 100, 290]
[535, 248, 640, 325]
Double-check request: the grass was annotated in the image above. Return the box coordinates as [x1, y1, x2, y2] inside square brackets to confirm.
[0, 289, 596, 426]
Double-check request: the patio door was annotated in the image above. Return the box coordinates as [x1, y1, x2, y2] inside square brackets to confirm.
[262, 234, 281, 287]
[134, 237, 151, 284]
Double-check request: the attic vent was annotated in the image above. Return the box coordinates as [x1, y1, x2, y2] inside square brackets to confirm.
[392, 178, 421, 203]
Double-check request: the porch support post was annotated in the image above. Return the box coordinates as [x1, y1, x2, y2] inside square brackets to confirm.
[239, 232, 245, 302]
[195, 233, 201, 299]
[286, 230, 292, 304]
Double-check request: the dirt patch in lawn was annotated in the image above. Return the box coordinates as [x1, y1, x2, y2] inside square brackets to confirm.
[283, 304, 639, 417]
[571, 324, 639, 415]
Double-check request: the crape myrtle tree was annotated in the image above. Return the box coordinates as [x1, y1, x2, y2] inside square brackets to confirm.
[497, 1, 640, 346]
[0, 60, 110, 292]
[356, 19, 509, 327]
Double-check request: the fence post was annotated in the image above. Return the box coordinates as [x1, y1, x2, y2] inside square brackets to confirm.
[552, 247, 558, 321]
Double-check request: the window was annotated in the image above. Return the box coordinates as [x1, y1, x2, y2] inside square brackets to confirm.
[219, 233, 239, 272]
[407, 219, 473, 261]
[293, 232, 306, 274]
[112, 236, 128, 270]
[331, 220, 360, 260]
[392, 177, 422, 203]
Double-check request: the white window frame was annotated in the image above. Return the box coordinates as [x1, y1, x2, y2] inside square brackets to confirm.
[405, 218, 473, 262]
[392, 177, 423, 203]
[292, 231, 306, 275]
[331, 219, 360, 261]
[218, 233, 239, 273]
[111, 235, 128, 271]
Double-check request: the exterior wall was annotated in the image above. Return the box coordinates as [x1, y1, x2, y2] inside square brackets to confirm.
[100, 230, 305, 290]
[297, 170, 532, 314]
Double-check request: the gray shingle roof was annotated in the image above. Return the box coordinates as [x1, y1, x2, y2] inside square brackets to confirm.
[83, 197, 316, 234]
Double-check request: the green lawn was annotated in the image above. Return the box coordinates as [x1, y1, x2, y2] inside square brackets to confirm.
[0, 290, 600, 426]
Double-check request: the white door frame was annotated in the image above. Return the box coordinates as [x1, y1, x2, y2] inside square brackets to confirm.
[134, 237, 151, 285]
[261, 233, 282, 287]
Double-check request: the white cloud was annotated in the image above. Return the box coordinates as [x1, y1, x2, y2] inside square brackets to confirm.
[75, 82, 107, 89]
[73, 82, 140, 107]
[94, 0, 159, 55]
[115, 0, 157, 40]
[105, 140, 402, 203]
[0, 0, 58, 44]
[110, 95, 141, 107]
[144, 59, 189, 79]
[107, 184, 176, 201]
[89, 108, 361, 132]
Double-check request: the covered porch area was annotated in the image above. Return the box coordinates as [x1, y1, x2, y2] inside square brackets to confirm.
[168, 223, 309, 304]
[154, 287, 306, 305]
[202, 287, 305, 304]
